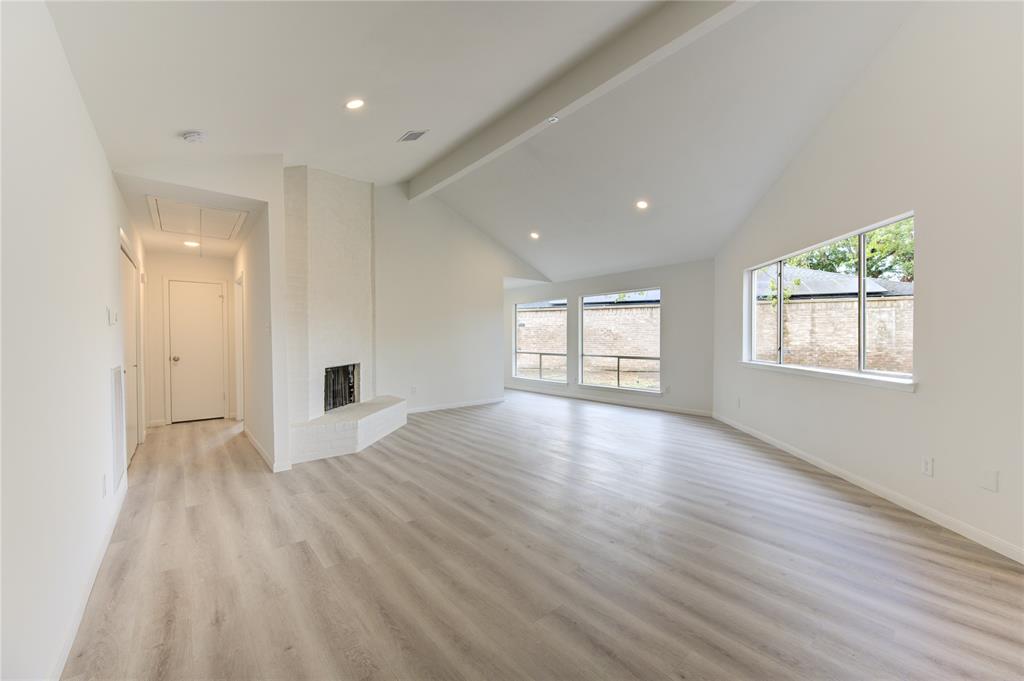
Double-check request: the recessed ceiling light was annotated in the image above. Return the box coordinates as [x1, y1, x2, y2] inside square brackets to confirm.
[547, 116, 559, 124]
[346, 98, 365, 110]
[529, 231, 540, 240]
[181, 130, 206, 144]
[635, 200, 649, 210]
[184, 240, 200, 248]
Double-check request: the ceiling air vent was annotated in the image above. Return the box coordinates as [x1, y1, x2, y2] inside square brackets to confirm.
[397, 130, 428, 142]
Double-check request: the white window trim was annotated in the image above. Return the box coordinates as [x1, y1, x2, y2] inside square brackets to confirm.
[576, 381, 664, 396]
[743, 211, 915, 383]
[740, 360, 916, 392]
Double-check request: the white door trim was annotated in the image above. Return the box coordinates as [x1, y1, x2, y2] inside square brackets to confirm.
[234, 271, 245, 422]
[119, 246, 144, 455]
[162, 277, 229, 424]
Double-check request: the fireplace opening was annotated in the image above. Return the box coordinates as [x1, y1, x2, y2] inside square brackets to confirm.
[324, 364, 359, 412]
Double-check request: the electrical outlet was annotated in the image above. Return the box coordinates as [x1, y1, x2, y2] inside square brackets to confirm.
[921, 456, 934, 478]
[410, 385, 417, 396]
[981, 470, 999, 492]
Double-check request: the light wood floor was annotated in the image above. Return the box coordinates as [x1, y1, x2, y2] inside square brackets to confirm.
[64, 390, 1023, 681]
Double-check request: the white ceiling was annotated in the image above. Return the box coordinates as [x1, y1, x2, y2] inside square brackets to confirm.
[437, 1, 912, 281]
[51, 1, 913, 282]
[116, 173, 266, 257]
[48, 1, 652, 184]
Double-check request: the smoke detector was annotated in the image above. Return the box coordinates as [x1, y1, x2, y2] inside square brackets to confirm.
[181, 130, 207, 144]
[397, 130, 428, 142]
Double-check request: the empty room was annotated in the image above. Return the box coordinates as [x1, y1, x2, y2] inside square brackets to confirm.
[2, 1, 1022, 680]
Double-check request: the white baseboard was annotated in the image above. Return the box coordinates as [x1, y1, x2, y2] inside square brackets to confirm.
[408, 397, 504, 414]
[505, 384, 712, 418]
[244, 428, 288, 472]
[51, 478, 127, 680]
[714, 412, 1023, 565]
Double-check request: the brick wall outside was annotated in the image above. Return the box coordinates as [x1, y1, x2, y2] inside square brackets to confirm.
[754, 297, 913, 373]
[515, 305, 660, 388]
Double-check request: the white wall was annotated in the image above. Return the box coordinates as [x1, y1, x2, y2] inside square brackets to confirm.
[713, 3, 1023, 561]
[375, 184, 543, 412]
[505, 261, 715, 415]
[143, 251, 236, 425]
[0, 4, 142, 677]
[234, 207, 281, 469]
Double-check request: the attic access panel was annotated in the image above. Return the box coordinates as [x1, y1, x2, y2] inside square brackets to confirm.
[147, 196, 247, 240]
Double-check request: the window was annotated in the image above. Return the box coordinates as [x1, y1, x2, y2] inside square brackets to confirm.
[581, 289, 661, 391]
[515, 299, 567, 382]
[747, 214, 914, 377]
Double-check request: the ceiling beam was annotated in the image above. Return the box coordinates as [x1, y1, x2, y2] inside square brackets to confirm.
[406, 1, 752, 201]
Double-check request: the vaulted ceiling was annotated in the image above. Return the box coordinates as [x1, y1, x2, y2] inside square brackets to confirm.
[49, 1, 912, 281]
[435, 2, 912, 281]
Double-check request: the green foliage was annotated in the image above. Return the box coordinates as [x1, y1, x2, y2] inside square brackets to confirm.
[785, 218, 914, 282]
[865, 218, 914, 281]
[786, 236, 858, 275]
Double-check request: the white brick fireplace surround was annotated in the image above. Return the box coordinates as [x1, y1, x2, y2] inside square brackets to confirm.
[290, 396, 407, 464]
[285, 166, 406, 464]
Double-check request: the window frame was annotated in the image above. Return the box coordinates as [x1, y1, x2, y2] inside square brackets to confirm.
[514, 299, 568, 384]
[578, 286, 662, 393]
[744, 211, 915, 386]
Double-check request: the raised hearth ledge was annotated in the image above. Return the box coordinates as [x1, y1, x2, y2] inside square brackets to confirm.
[290, 395, 407, 464]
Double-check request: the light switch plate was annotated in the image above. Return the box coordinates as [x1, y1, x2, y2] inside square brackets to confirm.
[981, 470, 999, 492]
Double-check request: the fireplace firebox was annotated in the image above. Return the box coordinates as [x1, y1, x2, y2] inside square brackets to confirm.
[324, 364, 359, 412]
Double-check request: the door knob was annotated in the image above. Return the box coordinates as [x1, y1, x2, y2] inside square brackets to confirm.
[172, 356, 180, 362]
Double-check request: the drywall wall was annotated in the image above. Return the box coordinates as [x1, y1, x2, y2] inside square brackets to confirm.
[0, 3, 140, 677]
[143, 251, 236, 425]
[118, 155, 290, 470]
[712, 2, 1023, 560]
[234, 207, 281, 469]
[375, 184, 544, 412]
[505, 261, 715, 415]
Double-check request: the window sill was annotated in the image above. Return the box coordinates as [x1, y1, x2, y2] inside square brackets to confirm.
[740, 360, 916, 392]
[512, 376, 568, 385]
[578, 382, 663, 396]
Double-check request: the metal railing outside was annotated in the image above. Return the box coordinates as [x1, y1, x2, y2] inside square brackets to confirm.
[515, 352, 568, 382]
[581, 354, 660, 390]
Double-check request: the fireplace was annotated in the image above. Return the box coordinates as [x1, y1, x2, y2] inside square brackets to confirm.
[324, 364, 359, 412]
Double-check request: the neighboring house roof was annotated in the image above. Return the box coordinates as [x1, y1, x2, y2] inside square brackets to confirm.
[755, 265, 913, 298]
[517, 290, 661, 310]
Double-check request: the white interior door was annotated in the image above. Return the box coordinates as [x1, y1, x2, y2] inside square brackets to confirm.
[169, 280, 226, 422]
[119, 251, 140, 460]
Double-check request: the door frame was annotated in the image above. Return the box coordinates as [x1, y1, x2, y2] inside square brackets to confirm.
[119, 245, 144, 455]
[162, 277, 229, 424]
[234, 271, 245, 422]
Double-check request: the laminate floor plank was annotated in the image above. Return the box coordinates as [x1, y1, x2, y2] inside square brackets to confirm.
[63, 391, 1024, 680]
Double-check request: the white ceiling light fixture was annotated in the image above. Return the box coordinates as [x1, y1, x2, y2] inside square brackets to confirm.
[635, 199, 649, 210]
[184, 240, 200, 248]
[547, 116, 559, 124]
[529, 231, 540, 240]
[181, 130, 206, 144]
[346, 98, 365, 110]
